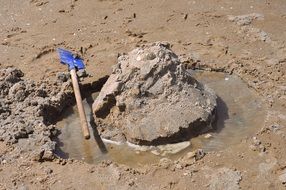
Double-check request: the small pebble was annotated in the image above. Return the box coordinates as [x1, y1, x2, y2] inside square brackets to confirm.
[204, 134, 213, 139]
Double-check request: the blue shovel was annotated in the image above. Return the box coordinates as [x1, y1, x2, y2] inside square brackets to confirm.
[57, 48, 90, 139]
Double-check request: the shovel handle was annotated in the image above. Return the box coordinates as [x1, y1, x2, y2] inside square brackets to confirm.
[70, 69, 90, 139]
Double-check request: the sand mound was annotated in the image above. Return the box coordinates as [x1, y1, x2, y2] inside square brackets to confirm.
[92, 42, 217, 145]
[0, 68, 72, 161]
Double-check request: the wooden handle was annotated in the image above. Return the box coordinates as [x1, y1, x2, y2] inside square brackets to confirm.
[70, 69, 90, 139]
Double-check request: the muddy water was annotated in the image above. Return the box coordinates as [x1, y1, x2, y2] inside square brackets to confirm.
[190, 71, 266, 151]
[55, 93, 161, 167]
[55, 71, 266, 166]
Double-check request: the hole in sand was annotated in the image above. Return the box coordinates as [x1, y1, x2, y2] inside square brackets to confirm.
[54, 71, 266, 167]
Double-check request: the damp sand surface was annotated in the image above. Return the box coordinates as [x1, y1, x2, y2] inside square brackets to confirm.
[55, 71, 266, 166]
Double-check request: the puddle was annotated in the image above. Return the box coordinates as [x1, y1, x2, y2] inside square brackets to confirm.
[55, 71, 266, 166]
[190, 71, 266, 152]
[55, 93, 161, 167]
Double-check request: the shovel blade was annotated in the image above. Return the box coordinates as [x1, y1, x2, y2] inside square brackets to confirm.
[57, 48, 85, 70]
